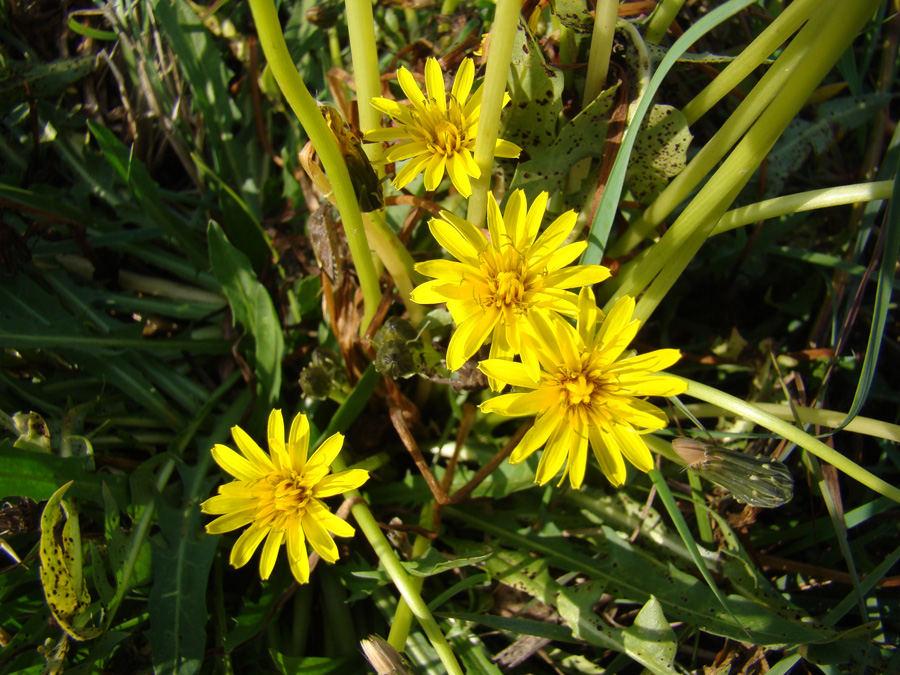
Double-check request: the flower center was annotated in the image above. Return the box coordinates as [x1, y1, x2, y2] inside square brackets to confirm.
[563, 373, 594, 406]
[256, 471, 310, 530]
[479, 248, 531, 311]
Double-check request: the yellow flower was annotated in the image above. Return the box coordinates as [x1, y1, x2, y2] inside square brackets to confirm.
[201, 410, 368, 584]
[479, 290, 687, 489]
[410, 189, 611, 373]
[364, 57, 521, 197]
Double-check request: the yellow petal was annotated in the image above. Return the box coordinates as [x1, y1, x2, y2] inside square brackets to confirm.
[486, 195, 503, 252]
[428, 215, 483, 266]
[205, 508, 256, 535]
[494, 138, 522, 158]
[289, 412, 310, 473]
[529, 210, 577, 260]
[313, 469, 369, 498]
[423, 153, 447, 191]
[566, 427, 590, 489]
[397, 67, 426, 109]
[438, 211, 489, 255]
[229, 525, 268, 568]
[392, 154, 431, 189]
[478, 359, 539, 389]
[259, 529, 284, 580]
[425, 58, 447, 112]
[502, 190, 526, 249]
[305, 432, 344, 477]
[231, 425, 275, 473]
[543, 263, 611, 289]
[364, 126, 410, 142]
[268, 409, 285, 452]
[522, 192, 549, 245]
[308, 499, 355, 537]
[480, 389, 549, 417]
[509, 412, 558, 464]
[302, 511, 339, 563]
[415, 259, 473, 281]
[446, 308, 499, 370]
[535, 423, 572, 485]
[611, 349, 683, 375]
[200, 494, 257, 515]
[616, 374, 687, 396]
[410, 279, 454, 304]
[451, 58, 475, 102]
[588, 425, 626, 486]
[446, 154, 473, 197]
[287, 523, 310, 584]
[385, 140, 432, 162]
[610, 426, 654, 473]
[210, 444, 264, 482]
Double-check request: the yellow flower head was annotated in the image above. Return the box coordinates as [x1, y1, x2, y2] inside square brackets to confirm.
[365, 57, 521, 197]
[478, 290, 688, 489]
[410, 189, 611, 373]
[201, 410, 368, 584]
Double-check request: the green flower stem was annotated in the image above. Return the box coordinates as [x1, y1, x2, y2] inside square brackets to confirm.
[711, 181, 895, 235]
[387, 505, 434, 648]
[610, 0, 881, 323]
[466, 0, 520, 228]
[643, 0, 685, 44]
[440, 0, 461, 15]
[603, 180, 893, 297]
[363, 210, 425, 325]
[676, 403, 900, 443]
[345, 0, 383, 163]
[681, 377, 900, 504]
[247, 0, 381, 333]
[582, 0, 618, 105]
[332, 458, 463, 675]
[607, 0, 836, 259]
[682, 0, 818, 124]
[565, 0, 618, 193]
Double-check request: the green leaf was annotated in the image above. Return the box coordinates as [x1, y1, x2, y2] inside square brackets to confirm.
[269, 651, 361, 675]
[508, 84, 618, 208]
[207, 221, 284, 415]
[0, 442, 127, 504]
[86, 119, 206, 268]
[622, 598, 677, 674]
[402, 547, 493, 577]
[0, 55, 96, 114]
[147, 462, 219, 675]
[624, 105, 692, 204]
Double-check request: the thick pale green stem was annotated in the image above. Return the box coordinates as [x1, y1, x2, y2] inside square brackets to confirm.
[582, 0, 618, 105]
[332, 459, 463, 675]
[602, 180, 894, 297]
[465, 0, 520, 227]
[248, 0, 381, 333]
[681, 378, 900, 504]
[364, 211, 425, 325]
[608, 0, 834, 259]
[346, 0, 383, 164]
[566, 0, 618, 193]
[387, 504, 433, 648]
[608, 0, 881, 323]
[711, 181, 894, 235]
[682, 0, 819, 123]
[644, 0, 685, 44]
[676, 403, 900, 443]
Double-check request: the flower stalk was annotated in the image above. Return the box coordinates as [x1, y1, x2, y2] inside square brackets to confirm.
[247, 0, 381, 333]
[465, 0, 521, 227]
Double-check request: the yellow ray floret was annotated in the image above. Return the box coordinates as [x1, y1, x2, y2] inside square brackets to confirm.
[479, 289, 687, 489]
[410, 189, 611, 375]
[365, 57, 521, 197]
[202, 410, 368, 584]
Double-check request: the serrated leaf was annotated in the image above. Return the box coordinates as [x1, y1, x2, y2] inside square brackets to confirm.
[508, 84, 618, 207]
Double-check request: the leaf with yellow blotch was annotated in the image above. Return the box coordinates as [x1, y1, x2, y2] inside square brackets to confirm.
[39, 481, 102, 641]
